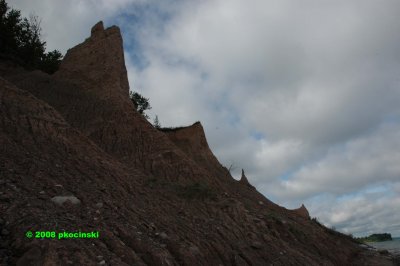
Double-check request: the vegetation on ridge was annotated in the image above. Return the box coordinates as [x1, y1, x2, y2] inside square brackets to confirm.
[153, 115, 161, 128]
[129, 91, 152, 119]
[157, 121, 201, 132]
[0, 0, 63, 74]
[356, 233, 392, 243]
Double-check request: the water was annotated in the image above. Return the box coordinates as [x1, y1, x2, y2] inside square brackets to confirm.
[369, 237, 400, 255]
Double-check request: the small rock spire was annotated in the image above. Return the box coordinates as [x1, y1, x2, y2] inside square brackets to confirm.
[294, 204, 310, 219]
[239, 169, 255, 188]
[91, 21, 104, 36]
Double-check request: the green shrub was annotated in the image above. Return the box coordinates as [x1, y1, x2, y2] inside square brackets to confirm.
[129, 91, 151, 119]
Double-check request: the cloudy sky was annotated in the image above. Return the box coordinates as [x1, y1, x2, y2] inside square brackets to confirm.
[9, 0, 400, 237]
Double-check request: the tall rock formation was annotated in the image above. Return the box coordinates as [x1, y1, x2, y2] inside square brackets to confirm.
[56, 21, 129, 99]
[5, 21, 228, 187]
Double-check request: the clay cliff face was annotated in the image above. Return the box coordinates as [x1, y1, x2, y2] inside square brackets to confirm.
[162, 122, 231, 178]
[56, 21, 129, 99]
[0, 22, 395, 265]
[3, 21, 227, 187]
[294, 204, 310, 219]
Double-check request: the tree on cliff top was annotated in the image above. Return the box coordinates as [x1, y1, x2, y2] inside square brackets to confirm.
[153, 115, 161, 128]
[0, 0, 63, 74]
[129, 91, 152, 119]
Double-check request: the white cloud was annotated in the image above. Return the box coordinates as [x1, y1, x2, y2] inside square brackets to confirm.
[305, 187, 400, 237]
[254, 139, 304, 180]
[272, 123, 400, 200]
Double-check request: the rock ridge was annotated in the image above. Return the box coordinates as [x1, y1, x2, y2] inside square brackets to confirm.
[2, 22, 229, 188]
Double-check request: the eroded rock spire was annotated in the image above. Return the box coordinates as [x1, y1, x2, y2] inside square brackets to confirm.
[56, 21, 130, 99]
[239, 169, 255, 188]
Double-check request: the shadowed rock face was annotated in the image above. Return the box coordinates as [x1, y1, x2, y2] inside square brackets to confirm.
[0, 22, 396, 265]
[3, 22, 226, 187]
[56, 21, 129, 99]
[293, 204, 310, 219]
[162, 122, 231, 179]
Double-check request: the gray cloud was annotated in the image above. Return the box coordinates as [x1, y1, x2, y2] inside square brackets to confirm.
[304, 187, 400, 237]
[272, 123, 400, 200]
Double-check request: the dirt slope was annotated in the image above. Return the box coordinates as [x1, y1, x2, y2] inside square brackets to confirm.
[0, 21, 396, 265]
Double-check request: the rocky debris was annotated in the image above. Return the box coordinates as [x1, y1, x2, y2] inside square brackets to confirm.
[250, 241, 263, 249]
[351, 247, 396, 266]
[15, 246, 43, 265]
[51, 196, 81, 206]
[379, 249, 390, 255]
[1, 228, 9, 236]
[159, 232, 168, 240]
